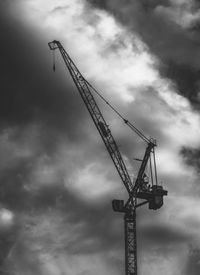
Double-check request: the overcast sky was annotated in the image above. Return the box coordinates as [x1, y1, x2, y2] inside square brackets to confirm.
[0, 0, 200, 274]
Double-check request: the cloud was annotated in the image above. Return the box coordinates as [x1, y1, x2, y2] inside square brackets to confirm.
[139, 243, 188, 275]
[156, 0, 200, 29]
[185, 245, 200, 275]
[181, 147, 200, 173]
[140, 224, 191, 245]
[3, 197, 124, 275]
[87, 0, 200, 103]
[0, 1, 200, 275]
[162, 62, 200, 104]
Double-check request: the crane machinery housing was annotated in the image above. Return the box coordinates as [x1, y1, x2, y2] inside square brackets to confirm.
[48, 40, 167, 275]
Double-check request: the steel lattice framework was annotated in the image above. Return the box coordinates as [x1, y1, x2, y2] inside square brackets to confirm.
[49, 40, 133, 195]
[48, 40, 167, 275]
[125, 212, 137, 275]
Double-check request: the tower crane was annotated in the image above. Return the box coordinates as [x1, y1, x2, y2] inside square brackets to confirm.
[48, 40, 167, 275]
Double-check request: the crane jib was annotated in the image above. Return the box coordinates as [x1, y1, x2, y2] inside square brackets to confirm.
[48, 40, 134, 194]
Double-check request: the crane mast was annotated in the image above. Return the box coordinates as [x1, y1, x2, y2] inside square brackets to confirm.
[48, 40, 167, 275]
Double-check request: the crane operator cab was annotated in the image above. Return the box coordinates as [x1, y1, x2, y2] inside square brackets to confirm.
[137, 176, 167, 210]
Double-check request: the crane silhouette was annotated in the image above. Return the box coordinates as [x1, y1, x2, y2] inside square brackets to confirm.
[48, 40, 167, 275]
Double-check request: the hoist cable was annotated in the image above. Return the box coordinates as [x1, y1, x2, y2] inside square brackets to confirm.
[149, 154, 154, 186]
[85, 79, 150, 144]
[153, 147, 158, 186]
[53, 49, 56, 72]
[50, 43, 151, 144]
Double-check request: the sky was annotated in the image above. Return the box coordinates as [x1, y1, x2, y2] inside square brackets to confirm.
[0, 0, 200, 274]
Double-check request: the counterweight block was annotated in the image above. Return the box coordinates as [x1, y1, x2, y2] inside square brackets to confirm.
[112, 199, 125, 212]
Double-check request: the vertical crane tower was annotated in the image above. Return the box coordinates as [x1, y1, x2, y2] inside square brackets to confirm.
[48, 40, 167, 275]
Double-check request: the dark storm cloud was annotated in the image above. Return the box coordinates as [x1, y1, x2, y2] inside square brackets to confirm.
[0, 4, 100, 267]
[0, 0, 117, 213]
[30, 182, 123, 255]
[140, 224, 191, 246]
[65, 201, 123, 254]
[161, 62, 200, 105]
[4, 187, 123, 262]
[0, 224, 18, 268]
[5, 239, 43, 275]
[0, 5, 89, 143]
[0, 6, 78, 208]
[185, 246, 200, 275]
[181, 147, 200, 173]
[88, 0, 170, 10]
[1, 1, 200, 274]
[0, 5, 129, 270]
[87, 0, 200, 105]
